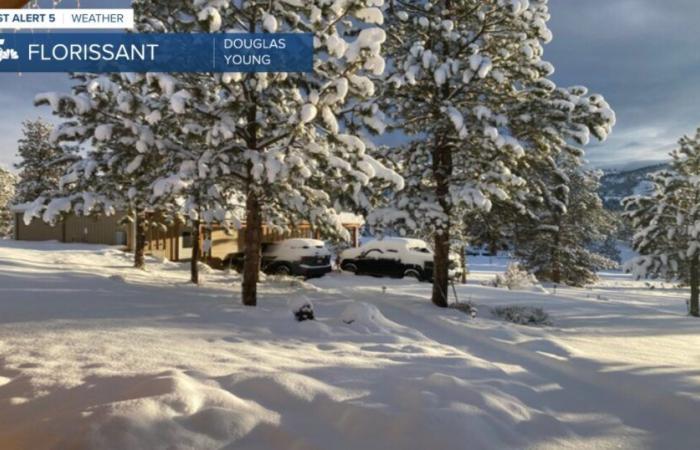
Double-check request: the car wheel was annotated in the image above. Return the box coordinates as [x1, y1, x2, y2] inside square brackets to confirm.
[403, 268, 422, 281]
[273, 264, 292, 276]
[341, 262, 358, 273]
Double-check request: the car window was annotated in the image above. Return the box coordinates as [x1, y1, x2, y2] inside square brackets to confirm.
[386, 249, 398, 253]
[409, 247, 431, 253]
[363, 248, 383, 256]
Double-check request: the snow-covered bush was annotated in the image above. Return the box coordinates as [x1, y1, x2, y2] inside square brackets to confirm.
[491, 306, 551, 326]
[486, 264, 536, 290]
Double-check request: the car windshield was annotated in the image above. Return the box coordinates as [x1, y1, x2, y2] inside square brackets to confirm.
[263, 243, 278, 252]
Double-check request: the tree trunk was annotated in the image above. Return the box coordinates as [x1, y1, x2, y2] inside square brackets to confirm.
[432, 231, 450, 307]
[460, 244, 468, 284]
[690, 254, 699, 317]
[431, 140, 452, 308]
[551, 229, 561, 284]
[242, 191, 262, 306]
[190, 219, 200, 285]
[240, 39, 261, 306]
[134, 211, 146, 270]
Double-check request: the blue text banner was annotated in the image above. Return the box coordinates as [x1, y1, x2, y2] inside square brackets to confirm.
[0, 33, 313, 73]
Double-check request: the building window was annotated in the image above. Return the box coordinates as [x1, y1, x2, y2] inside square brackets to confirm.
[181, 231, 193, 249]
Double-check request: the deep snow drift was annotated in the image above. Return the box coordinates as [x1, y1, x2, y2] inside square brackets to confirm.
[1, 240, 699, 449]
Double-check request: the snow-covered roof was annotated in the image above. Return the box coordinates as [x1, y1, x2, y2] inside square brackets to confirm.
[337, 212, 365, 225]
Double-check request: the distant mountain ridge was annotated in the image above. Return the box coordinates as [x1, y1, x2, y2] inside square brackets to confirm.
[599, 163, 669, 210]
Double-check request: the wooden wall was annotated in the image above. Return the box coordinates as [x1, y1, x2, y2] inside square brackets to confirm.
[14, 213, 63, 241]
[64, 214, 126, 245]
[15, 213, 128, 245]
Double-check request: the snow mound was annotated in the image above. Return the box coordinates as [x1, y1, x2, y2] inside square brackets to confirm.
[340, 302, 405, 334]
[197, 261, 214, 274]
[264, 275, 322, 292]
[108, 274, 126, 283]
[90, 370, 279, 450]
[227, 372, 366, 404]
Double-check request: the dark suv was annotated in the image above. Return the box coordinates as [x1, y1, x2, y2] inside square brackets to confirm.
[339, 238, 463, 281]
[223, 238, 332, 278]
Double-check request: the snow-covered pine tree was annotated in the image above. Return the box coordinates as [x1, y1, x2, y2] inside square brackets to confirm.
[515, 151, 618, 286]
[147, 84, 247, 284]
[624, 128, 700, 317]
[133, 0, 402, 305]
[0, 166, 17, 238]
[31, 73, 181, 269]
[371, 0, 615, 307]
[13, 119, 77, 204]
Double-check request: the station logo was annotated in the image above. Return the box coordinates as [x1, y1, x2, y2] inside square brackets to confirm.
[0, 39, 19, 63]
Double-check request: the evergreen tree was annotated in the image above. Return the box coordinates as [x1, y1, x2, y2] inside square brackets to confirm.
[132, 0, 402, 305]
[371, 0, 615, 307]
[29, 73, 181, 269]
[0, 166, 17, 238]
[624, 128, 700, 317]
[13, 119, 76, 204]
[515, 152, 618, 286]
[148, 96, 247, 284]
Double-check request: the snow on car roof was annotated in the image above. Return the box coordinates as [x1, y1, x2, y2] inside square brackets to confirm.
[364, 237, 429, 247]
[278, 238, 326, 246]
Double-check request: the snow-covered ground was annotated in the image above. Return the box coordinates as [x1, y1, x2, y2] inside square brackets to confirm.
[1, 241, 699, 449]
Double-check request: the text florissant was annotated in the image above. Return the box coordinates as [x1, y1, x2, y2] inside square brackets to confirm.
[28, 43, 159, 61]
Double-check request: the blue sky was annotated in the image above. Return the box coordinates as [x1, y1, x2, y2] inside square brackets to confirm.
[1, 0, 699, 170]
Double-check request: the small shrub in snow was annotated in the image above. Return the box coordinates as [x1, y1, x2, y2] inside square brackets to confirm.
[485, 263, 536, 290]
[289, 297, 314, 322]
[294, 304, 314, 322]
[450, 301, 478, 318]
[491, 306, 551, 326]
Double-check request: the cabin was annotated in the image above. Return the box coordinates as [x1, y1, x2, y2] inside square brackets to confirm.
[12, 209, 363, 263]
[13, 210, 128, 246]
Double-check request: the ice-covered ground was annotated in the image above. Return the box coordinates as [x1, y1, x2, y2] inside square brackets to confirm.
[1, 240, 699, 449]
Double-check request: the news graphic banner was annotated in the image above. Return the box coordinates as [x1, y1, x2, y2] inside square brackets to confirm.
[0, 9, 134, 29]
[0, 33, 313, 72]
